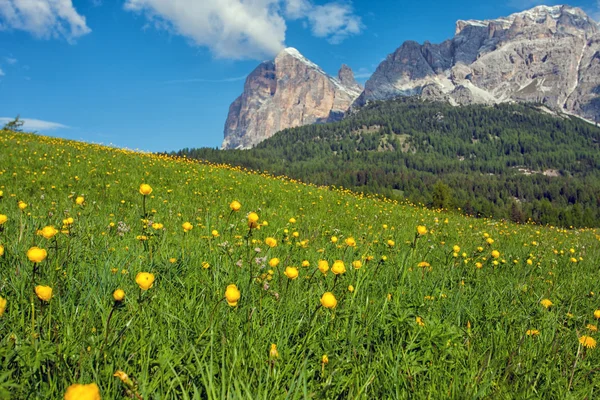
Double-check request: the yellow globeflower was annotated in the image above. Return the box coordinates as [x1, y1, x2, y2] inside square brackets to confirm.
[113, 289, 125, 302]
[453, 245, 460, 253]
[265, 237, 277, 248]
[269, 343, 279, 359]
[64, 383, 101, 400]
[345, 237, 356, 247]
[247, 212, 259, 228]
[0, 245, 4, 257]
[387, 240, 395, 247]
[331, 260, 346, 275]
[18, 201, 27, 210]
[27, 247, 47, 263]
[225, 284, 241, 307]
[0, 214, 7, 225]
[330, 236, 338, 243]
[284, 267, 299, 280]
[540, 299, 553, 309]
[0, 296, 6, 317]
[302, 260, 310, 267]
[35, 285, 53, 302]
[41, 226, 58, 239]
[352, 260, 362, 269]
[75, 196, 85, 205]
[269, 258, 280, 267]
[579, 335, 597, 349]
[321, 354, 329, 364]
[486, 238, 494, 245]
[135, 272, 155, 290]
[417, 225, 428, 235]
[320, 292, 337, 309]
[491, 250, 500, 259]
[139, 184, 152, 195]
[594, 310, 600, 319]
[182, 222, 193, 232]
[526, 329, 540, 336]
[318, 260, 329, 274]
[230, 200, 242, 211]
[289, 217, 296, 224]
[348, 285, 354, 293]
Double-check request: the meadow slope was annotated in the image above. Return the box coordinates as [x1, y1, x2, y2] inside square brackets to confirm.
[0, 130, 599, 399]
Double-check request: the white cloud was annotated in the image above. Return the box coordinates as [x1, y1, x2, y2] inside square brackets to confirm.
[0, 117, 69, 131]
[0, 0, 91, 42]
[4, 56, 17, 64]
[0, 68, 4, 76]
[124, 0, 363, 60]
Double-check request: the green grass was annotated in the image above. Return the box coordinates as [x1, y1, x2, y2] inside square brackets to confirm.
[0, 130, 599, 399]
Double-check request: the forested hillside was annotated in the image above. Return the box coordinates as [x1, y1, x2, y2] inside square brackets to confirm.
[177, 99, 600, 227]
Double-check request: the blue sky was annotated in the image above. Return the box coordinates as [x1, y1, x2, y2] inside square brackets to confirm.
[1, 0, 599, 152]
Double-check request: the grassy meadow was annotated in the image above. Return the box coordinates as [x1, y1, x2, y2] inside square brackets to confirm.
[0, 129, 599, 399]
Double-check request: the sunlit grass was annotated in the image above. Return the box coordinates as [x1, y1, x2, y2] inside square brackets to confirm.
[0, 130, 599, 398]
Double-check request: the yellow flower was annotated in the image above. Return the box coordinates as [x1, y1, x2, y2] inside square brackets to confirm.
[182, 222, 193, 232]
[211, 230, 219, 237]
[330, 236, 338, 243]
[230, 200, 241, 211]
[75, 196, 85, 205]
[540, 299, 553, 309]
[320, 292, 337, 309]
[64, 383, 101, 400]
[491, 250, 500, 259]
[526, 329, 540, 336]
[247, 212, 259, 228]
[225, 284, 241, 306]
[331, 260, 346, 275]
[151, 222, 163, 230]
[269, 343, 279, 359]
[18, 201, 27, 210]
[112, 289, 125, 302]
[289, 217, 296, 224]
[417, 225, 428, 235]
[486, 238, 494, 245]
[387, 240, 395, 247]
[579, 335, 597, 349]
[345, 237, 356, 247]
[452, 245, 460, 253]
[265, 237, 277, 248]
[284, 267, 299, 280]
[322, 354, 329, 364]
[586, 324, 598, 332]
[269, 258, 280, 267]
[0, 296, 6, 317]
[0, 214, 7, 224]
[301, 260, 310, 267]
[416, 316, 425, 327]
[113, 370, 133, 386]
[352, 260, 362, 269]
[0, 245, 4, 257]
[27, 246, 47, 263]
[139, 184, 152, 195]
[348, 285, 354, 293]
[594, 310, 600, 319]
[475, 262, 483, 269]
[135, 272, 155, 290]
[417, 261, 430, 268]
[41, 226, 58, 239]
[202, 262, 210, 269]
[318, 260, 329, 274]
[35, 285, 53, 301]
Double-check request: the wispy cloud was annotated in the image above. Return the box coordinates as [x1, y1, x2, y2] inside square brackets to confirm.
[0, 68, 4, 76]
[124, 0, 364, 60]
[0, 117, 69, 131]
[0, 0, 91, 42]
[163, 75, 248, 84]
[4, 56, 17, 64]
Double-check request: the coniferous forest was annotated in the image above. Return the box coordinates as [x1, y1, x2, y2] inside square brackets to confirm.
[175, 99, 600, 227]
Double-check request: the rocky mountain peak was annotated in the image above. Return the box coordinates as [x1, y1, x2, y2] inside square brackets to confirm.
[359, 4, 600, 123]
[222, 48, 362, 149]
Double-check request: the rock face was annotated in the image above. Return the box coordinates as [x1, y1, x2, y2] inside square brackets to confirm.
[359, 5, 600, 122]
[222, 48, 362, 149]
